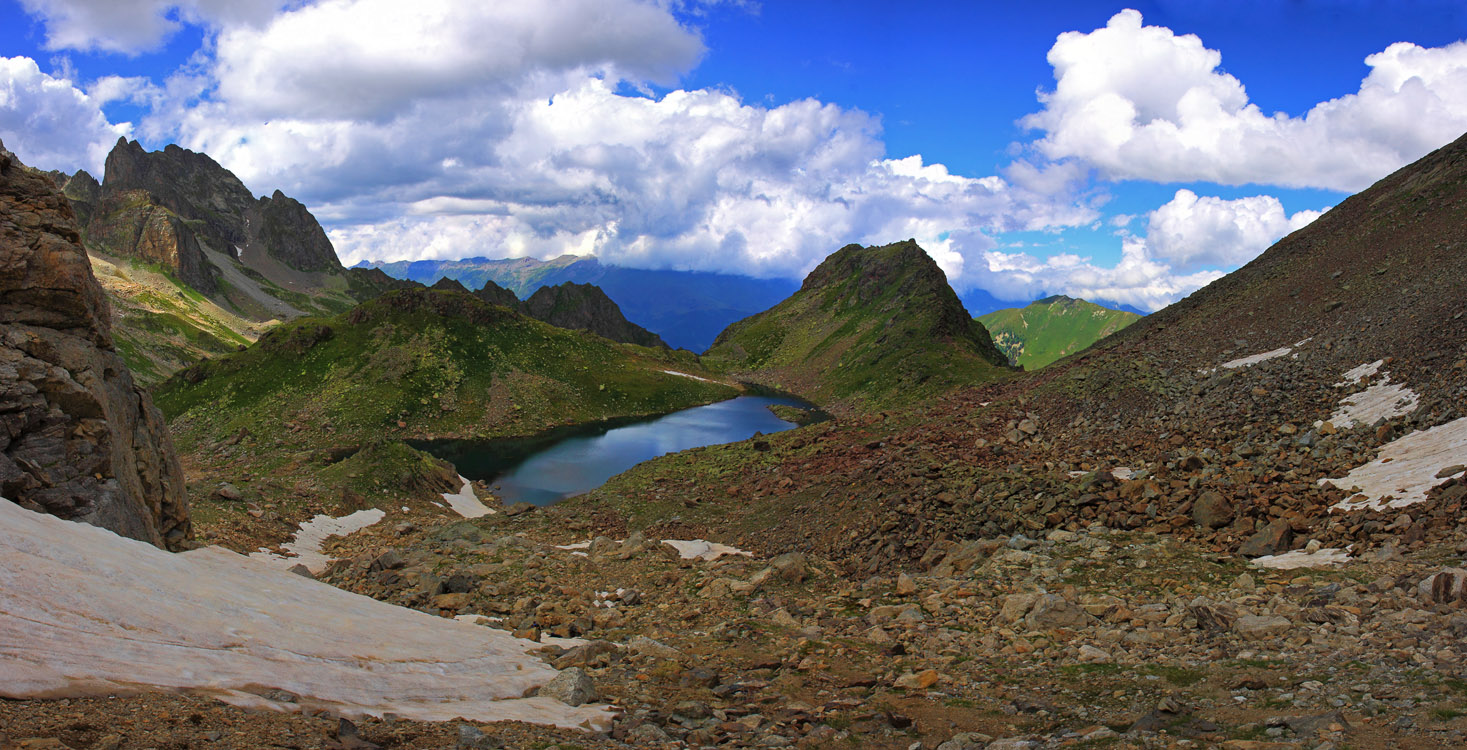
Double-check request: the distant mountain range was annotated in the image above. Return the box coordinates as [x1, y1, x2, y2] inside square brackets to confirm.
[360, 256, 1150, 353]
[358, 257, 799, 352]
[977, 295, 1141, 370]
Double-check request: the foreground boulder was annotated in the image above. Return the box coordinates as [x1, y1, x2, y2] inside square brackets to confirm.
[0, 140, 188, 548]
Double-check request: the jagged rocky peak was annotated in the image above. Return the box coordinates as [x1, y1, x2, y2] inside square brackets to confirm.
[473, 279, 523, 311]
[256, 190, 342, 273]
[524, 281, 667, 348]
[0, 139, 190, 549]
[61, 169, 101, 222]
[96, 138, 343, 275]
[430, 277, 472, 294]
[102, 138, 255, 249]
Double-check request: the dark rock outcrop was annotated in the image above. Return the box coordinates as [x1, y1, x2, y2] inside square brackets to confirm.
[86, 189, 216, 293]
[430, 277, 472, 294]
[473, 280, 523, 311]
[102, 138, 254, 252]
[0, 139, 190, 549]
[523, 282, 667, 348]
[60, 169, 100, 227]
[90, 138, 343, 282]
[344, 266, 421, 296]
[256, 190, 341, 273]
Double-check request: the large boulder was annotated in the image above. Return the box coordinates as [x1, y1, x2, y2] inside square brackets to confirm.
[0, 139, 189, 549]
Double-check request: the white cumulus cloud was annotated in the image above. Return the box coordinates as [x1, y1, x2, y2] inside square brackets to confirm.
[130, 0, 1095, 282]
[301, 79, 1096, 280]
[1145, 189, 1322, 271]
[1024, 9, 1467, 192]
[0, 56, 127, 174]
[18, 0, 284, 54]
[209, 0, 706, 120]
[966, 187, 1325, 312]
[975, 235, 1225, 313]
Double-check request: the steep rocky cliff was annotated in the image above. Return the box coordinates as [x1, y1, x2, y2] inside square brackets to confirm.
[255, 190, 342, 273]
[0, 139, 189, 549]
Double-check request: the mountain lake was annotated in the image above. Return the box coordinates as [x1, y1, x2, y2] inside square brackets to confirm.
[412, 395, 816, 506]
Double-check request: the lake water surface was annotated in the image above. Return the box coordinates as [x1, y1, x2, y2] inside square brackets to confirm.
[412, 395, 811, 506]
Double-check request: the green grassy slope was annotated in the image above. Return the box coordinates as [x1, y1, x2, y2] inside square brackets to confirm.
[156, 287, 740, 549]
[977, 295, 1140, 370]
[702, 240, 1014, 411]
[155, 288, 737, 452]
[88, 251, 262, 385]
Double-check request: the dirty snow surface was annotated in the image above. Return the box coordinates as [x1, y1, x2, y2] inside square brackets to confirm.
[1252, 547, 1352, 569]
[1220, 346, 1295, 370]
[663, 539, 752, 561]
[443, 475, 494, 518]
[0, 498, 611, 730]
[1322, 417, 1467, 512]
[249, 508, 385, 574]
[1338, 359, 1385, 385]
[1318, 378, 1420, 430]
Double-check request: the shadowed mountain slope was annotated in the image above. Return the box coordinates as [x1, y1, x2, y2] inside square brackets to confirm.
[524, 282, 668, 349]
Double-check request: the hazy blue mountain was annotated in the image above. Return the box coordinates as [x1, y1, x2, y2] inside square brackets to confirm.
[359, 256, 799, 351]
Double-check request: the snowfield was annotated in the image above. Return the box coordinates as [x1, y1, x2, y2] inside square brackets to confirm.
[1323, 417, 1467, 512]
[0, 498, 612, 730]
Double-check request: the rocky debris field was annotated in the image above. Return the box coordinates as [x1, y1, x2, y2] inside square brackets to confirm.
[259, 497, 1467, 749]
[0, 693, 622, 750]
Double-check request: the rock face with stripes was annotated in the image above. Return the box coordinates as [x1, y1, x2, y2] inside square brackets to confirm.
[0, 139, 189, 549]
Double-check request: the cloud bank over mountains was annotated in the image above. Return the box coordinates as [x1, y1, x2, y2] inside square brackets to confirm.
[4, 3, 1466, 311]
[1026, 9, 1467, 193]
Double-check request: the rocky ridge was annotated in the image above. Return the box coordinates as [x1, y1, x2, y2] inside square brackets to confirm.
[524, 282, 669, 349]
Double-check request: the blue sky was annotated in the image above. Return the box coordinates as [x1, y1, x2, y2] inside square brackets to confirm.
[3, 1, 1466, 310]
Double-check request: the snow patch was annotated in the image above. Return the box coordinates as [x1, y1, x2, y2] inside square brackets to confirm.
[442, 475, 494, 518]
[554, 540, 593, 550]
[250, 508, 385, 574]
[1316, 378, 1419, 430]
[1221, 346, 1294, 370]
[0, 498, 612, 729]
[1205, 338, 1314, 373]
[1322, 417, 1467, 512]
[1338, 360, 1385, 386]
[663, 539, 752, 561]
[1111, 467, 1135, 481]
[1251, 548, 1351, 569]
[661, 370, 713, 383]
